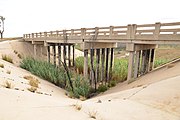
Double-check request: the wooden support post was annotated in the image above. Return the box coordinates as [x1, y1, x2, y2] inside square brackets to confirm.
[141, 50, 146, 75]
[101, 48, 105, 84]
[63, 44, 66, 64]
[72, 44, 75, 66]
[90, 49, 95, 87]
[95, 49, 100, 89]
[145, 49, 150, 73]
[127, 51, 135, 81]
[47, 46, 50, 63]
[84, 49, 88, 78]
[58, 44, 61, 66]
[68, 44, 71, 67]
[105, 48, 110, 84]
[134, 51, 140, 78]
[53, 44, 56, 66]
[109, 48, 114, 80]
[149, 49, 155, 71]
[33, 44, 37, 58]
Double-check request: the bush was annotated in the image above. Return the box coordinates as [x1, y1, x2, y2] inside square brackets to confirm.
[20, 57, 67, 88]
[2, 54, 13, 63]
[97, 84, 108, 93]
[154, 59, 169, 68]
[69, 75, 90, 98]
[0, 63, 4, 68]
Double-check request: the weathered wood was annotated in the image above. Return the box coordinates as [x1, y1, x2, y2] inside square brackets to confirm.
[63, 44, 66, 64]
[90, 49, 95, 87]
[33, 44, 37, 58]
[68, 44, 71, 67]
[127, 51, 135, 81]
[58, 44, 61, 66]
[84, 49, 88, 78]
[72, 44, 75, 66]
[141, 50, 146, 75]
[95, 49, 100, 89]
[109, 48, 114, 80]
[47, 46, 50, 63]
[145, 49, 150, 73]
[53, 44, 56, 66]
[149, 49, 155, 71]
[101, 48, 105, 84]
[105, 48, 110, 84]
[134, 51, 140, 78]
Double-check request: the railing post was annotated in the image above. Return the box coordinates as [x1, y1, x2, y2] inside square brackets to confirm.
[109, 26, 114, 38]
[154, 22, 161, 40]
[81, 28, 86, 41]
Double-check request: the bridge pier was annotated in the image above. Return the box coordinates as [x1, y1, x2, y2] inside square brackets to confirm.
[83, 42, 116, 89]
[127, 44, 157, 81]
[46, 43, 75, 67]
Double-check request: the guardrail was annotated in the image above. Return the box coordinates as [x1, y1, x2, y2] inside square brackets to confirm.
[23, 22, 180, 43]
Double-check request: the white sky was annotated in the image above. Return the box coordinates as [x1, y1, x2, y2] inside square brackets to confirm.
[0, 0, 180, 37]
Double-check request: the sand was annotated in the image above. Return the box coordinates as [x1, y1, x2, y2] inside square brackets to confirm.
[0, 40, 179, 120]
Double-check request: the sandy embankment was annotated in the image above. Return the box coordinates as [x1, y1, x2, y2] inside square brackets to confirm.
[0, 40, 179, 120]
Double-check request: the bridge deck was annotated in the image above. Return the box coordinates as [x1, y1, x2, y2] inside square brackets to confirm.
[24, 22, 180, 45]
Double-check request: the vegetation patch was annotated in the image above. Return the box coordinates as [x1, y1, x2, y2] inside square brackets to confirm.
[0, 63, 4, 68]
[2, 54, 13, 63]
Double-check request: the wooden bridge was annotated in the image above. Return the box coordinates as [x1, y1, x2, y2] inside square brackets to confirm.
[23, 22, 180, 89]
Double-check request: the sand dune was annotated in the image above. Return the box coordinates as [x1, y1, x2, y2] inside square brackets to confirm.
[0, 40, 180, 120]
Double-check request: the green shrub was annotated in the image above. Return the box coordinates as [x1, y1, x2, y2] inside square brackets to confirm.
[97, 84, 108, 93]
[2, 55, 13, 63]
[154, 59, 169, 68]
[112, 58, 128, 82]
[20, 57, 67, 88]
[69, 75, 90, 98]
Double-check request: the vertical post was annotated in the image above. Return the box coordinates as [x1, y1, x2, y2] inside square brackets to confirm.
[58, 44, 61, 66]
[127, 51, 135, 81]
[63, 44, 66, 64]
[145, 49, 150, 73]
[47, 46, 50, 63]
[141, 50, 146, 75]
[105, 48, 110, 84]
[109, 48, 114, 80]
[90, 49, 95, 87]
[34, 44, 37, 58]
[95, 49, 100, 89]
[84, 49, 88, 78]
[68, 44, 71, 67]
[101, 48, 105, 84]
[149, 49, 155, 71]
[72, 44, 75, 66]
[53, 44, 56, 66]
[134, 51, 140, 78]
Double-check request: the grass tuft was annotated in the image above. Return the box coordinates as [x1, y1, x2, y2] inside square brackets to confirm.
[2, 54, 13, 63]
[88, 110, 98, 119]
[27, 86, 37, 93]
[0, 63, 4, 68]
[3, 81, 13, 89]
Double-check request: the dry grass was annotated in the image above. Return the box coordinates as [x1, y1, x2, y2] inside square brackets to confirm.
[6, 70, 11, 74]
[3, 81, 13, 89]
[24, 75, 39, 88]
[2, 54, 13, 63]
[88, 110, 98, 119]
[27, 86, 37, 93]
[0, 63, 4, 68]
[72, 103, 82, 111]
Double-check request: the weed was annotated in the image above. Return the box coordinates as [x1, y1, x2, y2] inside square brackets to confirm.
[88, 110, 98, 119]
[3, 81, 13, 89]
[97, 84, 108, 93]
[6, 70, 11, 74]
[2, 54, 13, 63]
[27, 86, 37, 93]
[72, 102, 82, 111]
[0, 63, 4, 68]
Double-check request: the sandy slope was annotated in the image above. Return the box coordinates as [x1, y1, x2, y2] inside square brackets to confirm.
[0, 40, 180, 120]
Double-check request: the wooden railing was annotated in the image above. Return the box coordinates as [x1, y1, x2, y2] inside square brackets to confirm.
[23, 22, 180, 44]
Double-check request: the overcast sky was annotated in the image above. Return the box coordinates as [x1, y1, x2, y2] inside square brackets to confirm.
[0, 0, 180, 37]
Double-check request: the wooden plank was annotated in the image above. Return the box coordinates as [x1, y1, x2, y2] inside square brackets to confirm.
[149, 49, 155, 71]
[47, 46, 50, 63]
[101, 48, 105, 84]
[58, 44, 61, 66]
[109, 48, 114, 80]
[84, 50, 88, 78]
[72, 44, 75, 66]
[53, 44, 56, 66]
[68, 44, 71, 67]
[134, 51, 140, 78]
[95, 49, 100, 88]
[105, 48, 110, 84]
